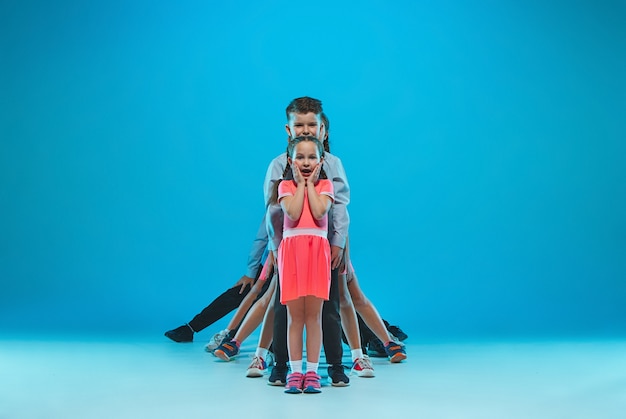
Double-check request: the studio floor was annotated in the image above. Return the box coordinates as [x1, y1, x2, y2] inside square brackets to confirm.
[1, 333, 624, 419]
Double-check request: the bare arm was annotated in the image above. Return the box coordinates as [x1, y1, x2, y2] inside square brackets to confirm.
[307, 185, 332, 220]
[281, 182, 305, 221]
[280, 164, 306, 221]
[306, 163, 332, 219]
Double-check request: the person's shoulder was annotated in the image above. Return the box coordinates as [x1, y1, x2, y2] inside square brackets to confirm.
[325, 152, 343, 162]
[323, 152, 345, 169]
[279, 179, 295, 191]
[270, 153, 286, 162]
[268, 153, 287, 169]
[319, 178, 334, 189]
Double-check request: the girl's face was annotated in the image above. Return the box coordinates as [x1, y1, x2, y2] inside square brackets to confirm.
[289, 141, 321, 178]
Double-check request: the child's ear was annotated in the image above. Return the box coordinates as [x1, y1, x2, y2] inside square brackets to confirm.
[287, 156, 293, 165]
[319, 124, 326, 141]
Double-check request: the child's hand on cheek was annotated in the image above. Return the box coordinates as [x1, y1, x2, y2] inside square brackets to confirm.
[310, 163, 322, 184]
[292, 165, 305, 185]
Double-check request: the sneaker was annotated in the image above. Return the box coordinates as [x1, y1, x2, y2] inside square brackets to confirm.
[284, 372, 304, 394]
[204, 329, 229, 352]
[384, 341, 407, 363]
[327, 364, 350, 387]
[302, 371, 322, 394]
[387, 324, 408, 341]
[164, 324, 193, 343]
[268, 364, 289, 386]
[367, 338, 388, 357]
[246, 356, 267, 378]
[214, 341, 239, 361]
[351, 355, 375, 378]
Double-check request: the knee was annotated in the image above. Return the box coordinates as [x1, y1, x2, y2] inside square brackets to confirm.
[258, 293, 272, 309]
[251, 280, 265, 296]
[304, 311, 322, 327]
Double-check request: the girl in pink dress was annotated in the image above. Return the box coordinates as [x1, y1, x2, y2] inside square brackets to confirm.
[270, 136, 334, 394]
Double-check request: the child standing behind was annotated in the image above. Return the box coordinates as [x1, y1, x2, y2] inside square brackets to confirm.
[272, 136, 334, 394]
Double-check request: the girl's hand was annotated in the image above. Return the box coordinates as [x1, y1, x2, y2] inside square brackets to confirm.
[292, 164, 305, 185]
[309, 160, 323, 185]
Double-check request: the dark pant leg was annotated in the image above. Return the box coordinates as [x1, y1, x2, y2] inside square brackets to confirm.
[322, 267, 342, 365]
[272, 274, 289, 366]
[187, 264, 263, 332]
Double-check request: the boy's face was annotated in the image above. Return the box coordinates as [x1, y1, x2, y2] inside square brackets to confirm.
[285, 112, 325, 141]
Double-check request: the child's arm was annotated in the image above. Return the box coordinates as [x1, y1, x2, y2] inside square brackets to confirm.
[307, 164, 332, 220]
[280, 164, 307, 220]
[307, 186, 332, 220]
[280, 181, 305, 221]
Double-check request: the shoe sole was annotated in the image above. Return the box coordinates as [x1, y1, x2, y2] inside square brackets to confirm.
[303, 387, 321, 393]
[268, 379, 286, 386]
[246, 369, 264, 378]
[164, 332, 192, 343]
[284, 387, 302, 394]
[389, 353, 407, 363]
[353, 369, 375, 378]
[329, 380, 350, 387]
[214, 350, 234, 362]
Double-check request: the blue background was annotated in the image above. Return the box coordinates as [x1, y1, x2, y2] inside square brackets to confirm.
[1, 0, 625, 340]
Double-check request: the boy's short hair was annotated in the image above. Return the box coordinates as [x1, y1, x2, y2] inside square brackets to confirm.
[285, 96, 323, 118]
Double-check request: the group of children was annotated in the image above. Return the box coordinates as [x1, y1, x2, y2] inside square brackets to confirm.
[165, 97, 407, 394]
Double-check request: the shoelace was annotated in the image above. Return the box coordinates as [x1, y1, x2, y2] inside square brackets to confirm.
[354, 358, 373, 370]
[249, 356, 265, 369]
[208, 331, 227, 349]
[216, 331, 228, 342]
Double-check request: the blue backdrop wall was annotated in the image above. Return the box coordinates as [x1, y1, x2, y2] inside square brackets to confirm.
[1, 0, 625, 340]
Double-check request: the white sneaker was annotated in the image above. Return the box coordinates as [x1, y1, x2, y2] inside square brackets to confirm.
[246, 356, 267, 378]
[351, 355, 375, 378]
[204, 329, 229, 353]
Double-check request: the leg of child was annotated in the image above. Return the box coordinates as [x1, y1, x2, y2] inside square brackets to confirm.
[284, 298, 305, 393]
[303, 295, 324, 393]
[212, 276, 273, 361]
[339, 272, 375, 377]
[347, 271, 407, 363]
[256, 286, 275, 351]
[268, 278, 289, 385]
[232, 275, 277, 344]
[224, 273, 269, 334]
[339, 273, 367, 359]
[246, 286, 277, 377]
